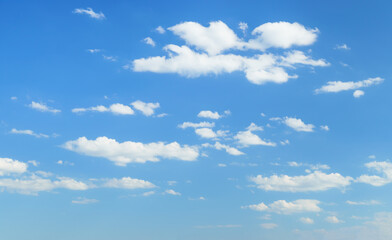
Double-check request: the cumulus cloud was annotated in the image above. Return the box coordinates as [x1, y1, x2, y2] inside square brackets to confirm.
[238, 22, 248, 35]
[156, 26, 165, 34]
[165, 189, 181, 196]
[213, 142, 244, 155]
[178, 121, 215, 129]
[73, 7, 105, 20]
[250, 171, 352, 192]
[244, 199, 321, 214]
[131, 100, 160, 116]
[10, 128, 49, 138]
[194, 128, 227, 139]
[315, 77, 384, 94]
[0, 157, 28, 176]
[197, 110, 225, 119]
[63, 136, 199, 166]
[0, 175, 89, 195]
[320, 125, 330, 131]
[144, 37, 156, 47]
[103, 177, 156, 189]
[356, 161, 392, 186]
[326, 216, 343, 223]
[131, 21, 327, 85]
[72, 103, 135, 115]
[29, 101, 61, 113]
[353, 90, 365, 98]
[283, 117, 315, 132]
[235, 123, 276, 147]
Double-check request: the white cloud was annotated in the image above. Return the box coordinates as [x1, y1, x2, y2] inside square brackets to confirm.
[283, 117, 315, 132]
[144, 37, 156, 47]
[368, 155, 376, 159]
[247, 122, 263, 131]
[250, 171, 352, 192]
[10, 128, 49, 138]
[28, 160, 39, 167]
[235, 129, 276, 147]
[346, 200, 381, 206]
[63, 136, 199, 166]
[280, 50, 329, 67]
[102, 55, 117, 62]
[156, 26, 165, 34]
[335, 44, 350, 50]
[195, 224, 241, 229]
[326, 216, 343, 223]
[218, 163, 227, 167]
[0, 157, 28, 176]
[195, 128, 218, 139]
[315, 77, 384, 94]
[72, 103, 135, 115]
[238, 22, 248, 35]
[73, 7, 105, 20]
[357, 161, 392, 186]
[178, 121, 215, 129]
[197, 110, 223, 119]
[168, 21, 243, 55]
[353, 90, 365, 98]
[72, 197, 98, 204]
[247, 22, 318, 51]
[11, 96, 17, 100]
[142, 191, 155, 196]
[244, 199, 321, 214]
[0, 175, 89, 195]
[87, 49, 101, 53]
[165, 189, 181, 196]
[103, 177, 156, 189]
[29, 101, 60, 113]
[320, 125, 329, 131]
[300, 217, 314, 224]
[131, 100, 160, 116]
[261, 223, 278, 229]
[213, 142, 244, 156]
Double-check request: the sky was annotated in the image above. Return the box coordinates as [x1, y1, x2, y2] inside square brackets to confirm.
[1, 0, 392, 239]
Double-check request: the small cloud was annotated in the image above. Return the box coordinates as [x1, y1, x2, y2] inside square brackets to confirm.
[28, 160, 39, 167]
[335, 44, 350, 50]
[29, 101, 61, 113]
[325, 216, 343, 223]
[10, 96, 17, 100]
[320, 125, 330, 131]
[156, 26, 166, 34]
[143, 37, 156, 47]
[87, 49, 101, 53]
[142, 191, 155, 197]
[353, 90, 365, 98]
[261, 223, 277, 229]
[218, 163, 227, 167]
[73, 7, 105, 20]
[102, 55, 117, 62]
[10, 128, 49, 138]
[238, 22, 248, 35]
[368, 155, 376, 159]
[72, 197, 99, 204]
[165, 189, 181, 196]
[300, 217, 314, 224]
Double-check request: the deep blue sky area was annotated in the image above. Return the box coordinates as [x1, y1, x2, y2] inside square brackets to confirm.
[1, 1, 392, 240]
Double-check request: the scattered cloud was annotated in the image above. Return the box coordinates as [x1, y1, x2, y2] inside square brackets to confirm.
[243, 199, 321, 214]
[102, 55, 117, 62]
[315, 77, 383, 94]
[72, 197, 99, 204]
[73, 7, 105, 20]
[63, 136, 199, 166]
[300, 217, 314, 224]
[238, 22, 248, 35]
[326, 216, 343, 223]
[250, 171, 352, 192]
[131, 100, 160, 116]
[356, 161, 392, 186]
[235, 123, 276, 147]
[178, 121, 215, 129]
[197, 110, 226, 119]
[335, 43, 350, 50]
[156, 26, 166, 34]
[283, 117, 315, 132]
[103, 177, 156, 189]
[194, 224, 241, 229]
[0, 157, 28, 176]
[72, 103, 134, 115]
[144, 37, 156, 47]
[10, 128, 49, 138]
[353, 90, 365, 98]
[87, 49, 101, 53]
[261, 223, 278, 229]
[346, 200, 381, 206]
[165, 189, 181, 196]
[320, 125, 330, 131]
[29, 101, 61, 113]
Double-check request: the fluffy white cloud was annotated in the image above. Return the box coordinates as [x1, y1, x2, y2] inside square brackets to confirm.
[10, 128, 49, 138]
[178, 121, 215, 129]
[63, 136, 199, 166]
[247, 22, 318, 51]
[326, 216, 343, 223]
[300, 217, 314, 224]
[238, 22, 248, 34]
[353, 90, 365, 98]
[283, 117, 315, 132]
[244, 199, 321, 214]
[0, 175, 89, 195]
[195, 128, 217, 139]
[103, 177, 156, 189]
[320, 125, 330, 131]
[72, 103, 135, 115]
[131, 100, 160, 116]
[235, 124, 276, 147]
[250, 171, 352, 192]
[165, 189, 181, 196]
[73, 7, 105, 20]
[346, 200, 381, 206]
[29, 101, 61, 113]
[280, 50, 329, 67]
[197, 110, 223, 119]
[335, 43, 350, 50]
[168, 21, 243, 55]
[143, 37, 156, 47]
[0, 158, 28, 176]
[315, 77, 384, 93]
[213, 142, 244, 156]
[356, 161, 392, 186]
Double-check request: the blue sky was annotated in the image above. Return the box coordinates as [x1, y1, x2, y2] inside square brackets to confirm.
[1, 1, 392, 239]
